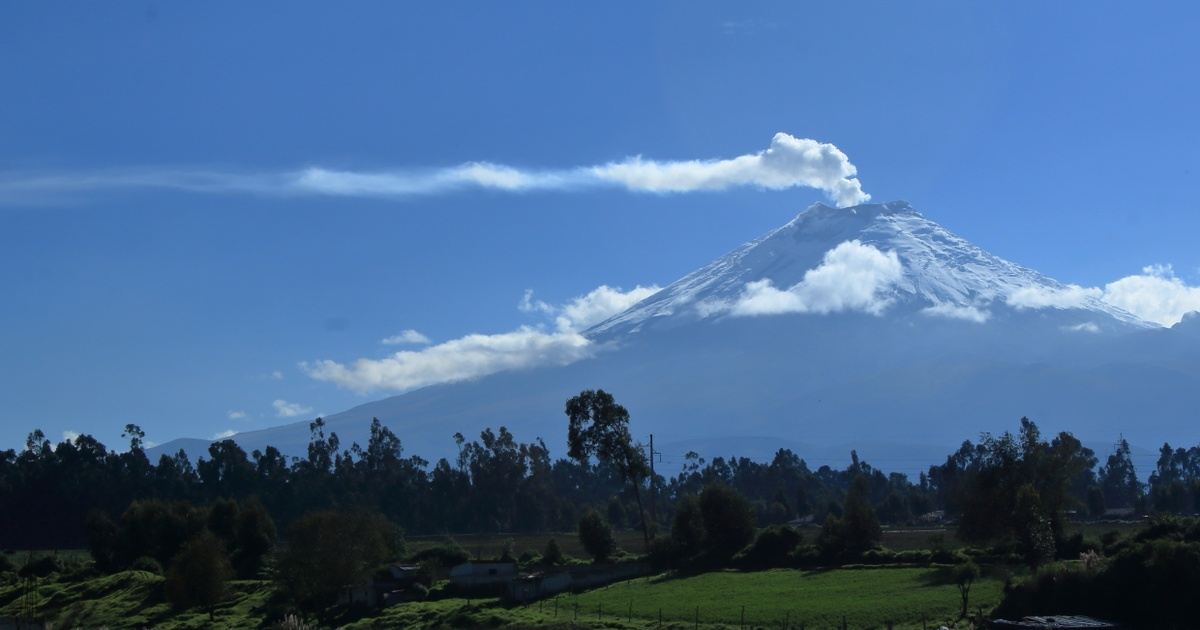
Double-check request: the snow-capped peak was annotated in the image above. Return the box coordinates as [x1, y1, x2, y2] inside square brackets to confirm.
[587, 201, 1149, 336]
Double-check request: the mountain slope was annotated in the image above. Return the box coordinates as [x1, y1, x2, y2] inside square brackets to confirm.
[151, 202, 1197, 473]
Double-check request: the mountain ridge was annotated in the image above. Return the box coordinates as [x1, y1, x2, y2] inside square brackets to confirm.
[150, 201, 1197, 472]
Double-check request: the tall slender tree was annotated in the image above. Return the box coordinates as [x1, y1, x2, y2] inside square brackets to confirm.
[565, 390, 652, 549]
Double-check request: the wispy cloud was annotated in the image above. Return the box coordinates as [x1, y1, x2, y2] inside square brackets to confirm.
[1006, 284, 1102, 310]
[227, 410, 247, 420]
[213, 429, 237, 440]
[0, 133, 871, 208]
[62, 430, 80, 443]
[304, 284, 659, 394]
[272, 399, 312, 418]
[921, 302, 991, 323]
[381, 329, 431, 345]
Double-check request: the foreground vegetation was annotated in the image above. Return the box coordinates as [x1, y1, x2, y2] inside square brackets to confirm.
[1, 565, 1004, 629]
[3, 389, 1198, 628]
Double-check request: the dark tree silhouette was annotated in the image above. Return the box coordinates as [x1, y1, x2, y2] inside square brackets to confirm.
[565, 390, 652, 549]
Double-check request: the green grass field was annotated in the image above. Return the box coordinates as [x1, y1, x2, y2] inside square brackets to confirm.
[533, 567, 1004, 629]
[1, 565, 1005, 629]
[0, 571, 276, 629]
[347, 566, 1006, 630]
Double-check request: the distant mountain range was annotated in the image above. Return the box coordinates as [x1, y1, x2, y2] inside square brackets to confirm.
[151, 201, 1200, 476]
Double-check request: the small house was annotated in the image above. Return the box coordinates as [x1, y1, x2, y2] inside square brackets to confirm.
[449, 561, 517, 590]
[506, 571, 572, 603]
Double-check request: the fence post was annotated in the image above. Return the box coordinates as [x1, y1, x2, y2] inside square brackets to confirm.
[741, 605, 746, 628]
[628, 600, 632, 622]
[695, 606, 699, 630]
[598, 602, 602, 621]
[842, 615, 847, 630]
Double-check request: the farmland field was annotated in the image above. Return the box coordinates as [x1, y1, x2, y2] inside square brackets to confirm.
[350, 566, 1008, 629]
[539, 567, 1006, 629]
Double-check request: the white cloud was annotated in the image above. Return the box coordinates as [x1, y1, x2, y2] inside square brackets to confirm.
[553, 285, 661, 331]
[305, 283, 656, 394]
[518, 289, 555, 315]
[720, 240, 902, 317]
[1102, 264, 1200, 327]
[270, 370, 284, 380]
[272, 399, 313, 418]
[1, 133, 871, 208]
[303, 327, 592, 394]
[381, 329, 431, 345]
[62, 430, 80, 443]
[227, 410, 247, 420]
[1006, 284, 1103, 310]
[212, 429, 237, 440]
[1004, 265, 1200, 327]
[921, 303, 991, 323]
[1064, 322, 1101, 333]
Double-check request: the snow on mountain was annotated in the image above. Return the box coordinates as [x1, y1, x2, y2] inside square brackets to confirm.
[590, 200, 1148, 338]
[150, 201, 1195, 472]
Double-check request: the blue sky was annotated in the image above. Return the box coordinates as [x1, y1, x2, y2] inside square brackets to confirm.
[2, 1, 1199, 450]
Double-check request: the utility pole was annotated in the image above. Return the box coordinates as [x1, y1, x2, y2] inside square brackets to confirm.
[647, 434, 662, 528]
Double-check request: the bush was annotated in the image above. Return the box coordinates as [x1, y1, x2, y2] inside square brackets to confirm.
[895, 549, 933, 564]
[578, 509, 616, 563]
[18, 555, 63, 578]
[790, 544, 823, 568]
[542, 538, 564, 566]
[699, 484, 755, 562]
[669, 496, 705, 560]
[276, 510, 400, 609]
[995, 525, 1200, 626]
[859, 548, 897, 565]
[0, 554, 12, 574]
[734, 525, 804, 570]
[930, 548, 965, 565]
[165, 531, 233, 620]
[130, 556, 163, 575]
[410, 540, 469, 568]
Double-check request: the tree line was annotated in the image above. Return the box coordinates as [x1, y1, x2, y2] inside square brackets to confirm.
[1, 394, 1197, 554]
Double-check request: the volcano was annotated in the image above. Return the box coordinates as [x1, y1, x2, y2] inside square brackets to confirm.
[152, 202, 1200, 474]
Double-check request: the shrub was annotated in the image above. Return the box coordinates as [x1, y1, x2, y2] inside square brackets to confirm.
[410, 540, 469, 568]
[542, 538, 564, 566]
[895, 549, 933, 564]
[130, 556, 163, 575]
[734, 525, 804, 570]
[18, 555, 63, 578]
[859, 548, 897, 565]
[698, 484, 755, 562]
[276, 510, 400, 609]
[790, 544, 823, 568]
[669, 496, 705, 560]
[165, 531, 233, 620]
[995, 525, 1200, 626]
[578, 509, 616, 563]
